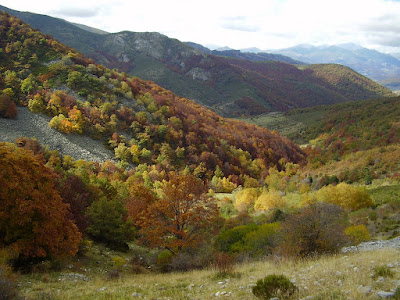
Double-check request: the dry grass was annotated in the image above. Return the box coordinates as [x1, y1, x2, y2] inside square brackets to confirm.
[19, 248, 400, 299]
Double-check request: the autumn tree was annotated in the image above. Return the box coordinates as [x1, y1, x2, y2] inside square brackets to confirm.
[234, 188, 260, 212]
[0, 143, 81, 265]
[0, 94, 17, 119]
[125, 177, 156, 227]
[138, 172, 219, 254]
[315, 182, 373, 211]
[254, 190, 286, 212]
[56, 174, 95, 234]
[280, 202, 349, 257]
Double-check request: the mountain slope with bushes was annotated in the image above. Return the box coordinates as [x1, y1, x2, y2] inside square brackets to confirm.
[0, 11, 305, 185]
[0, 5, 395, 117]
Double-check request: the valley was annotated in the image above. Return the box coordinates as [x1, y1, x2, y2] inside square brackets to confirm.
[0, 6, 400, 300]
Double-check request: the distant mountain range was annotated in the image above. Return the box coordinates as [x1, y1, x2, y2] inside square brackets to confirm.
[0, 5, 395, 116]
[185, 42, 304, 65]
[268, 43, 400, 92]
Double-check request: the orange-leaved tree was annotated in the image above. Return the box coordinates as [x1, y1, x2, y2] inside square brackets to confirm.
[138, 172, 219, 254]
[125, 176, 156, 227]
[0, 143, 81, 264]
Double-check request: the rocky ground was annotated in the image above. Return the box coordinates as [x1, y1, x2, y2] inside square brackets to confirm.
[342, 236, 400, 253]
[0, 107, 113, 162]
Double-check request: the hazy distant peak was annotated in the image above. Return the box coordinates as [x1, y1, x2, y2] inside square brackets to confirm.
[337, 43, 363, 51]
[69, 22, 109, 35]
[240, 47, 263, 53]
[216, 46, 234, 51]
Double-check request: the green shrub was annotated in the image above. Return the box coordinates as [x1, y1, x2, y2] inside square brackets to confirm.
[242, 222, 281, 256]
[214, 224, 257, 253]
[86, 197, 135, 250]
[393, 287, 400, 300]
[157, 250, 173, 272]
[112, 257, 126, 271]
[373, 265, 395, 278]
[252, 274, 297, 299]
[368, 211, 377, 221]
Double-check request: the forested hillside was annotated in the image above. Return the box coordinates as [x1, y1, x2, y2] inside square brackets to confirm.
[0, 11, 304, 185]
[289, 97, 400, 157]
[284, 97, 400, 184]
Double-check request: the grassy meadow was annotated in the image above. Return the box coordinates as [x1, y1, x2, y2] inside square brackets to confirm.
[18, 247, 400, 299]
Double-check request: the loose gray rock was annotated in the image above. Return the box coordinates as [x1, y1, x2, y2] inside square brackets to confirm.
[376, 276, 385, 283]
[215, 291, 227, 297]
[0, 107, 113, 162]
[342, 237, 400, 253]
[377, 291, 395, 298]
[357, 285, 372, 294]
[131, 292, 143, 298]
[59, 273, 89, 281]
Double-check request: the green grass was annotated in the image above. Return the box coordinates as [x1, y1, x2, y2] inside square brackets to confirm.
[368, 184, 400, 206]
[238, 112, 305, 138]
[238, 108, 326, 143]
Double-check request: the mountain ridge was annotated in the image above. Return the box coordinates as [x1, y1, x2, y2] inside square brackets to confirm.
[270, 43, 400, 92]
[0, 5, 395, 117]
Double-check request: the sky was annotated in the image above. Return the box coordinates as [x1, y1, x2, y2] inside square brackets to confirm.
[2, 0, 400, 53]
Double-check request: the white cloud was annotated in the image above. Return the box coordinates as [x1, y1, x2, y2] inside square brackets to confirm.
[1, 0, 400, 52]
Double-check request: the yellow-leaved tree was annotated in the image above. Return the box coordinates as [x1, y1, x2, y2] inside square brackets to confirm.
[315, 182, 373, 211]
[254, 190, 286, 212]
[234, 188, 260, 211]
